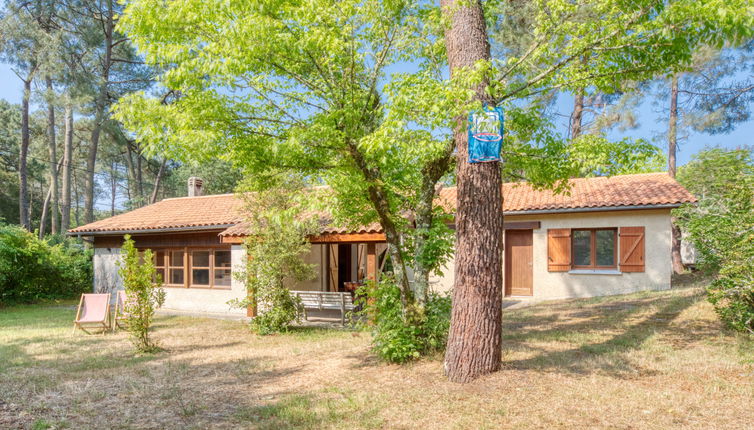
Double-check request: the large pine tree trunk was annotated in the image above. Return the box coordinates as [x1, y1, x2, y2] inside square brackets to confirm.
[441, 0, 504, 383]
[60, 104, 73, 232]
[46, 77, 59, 234]
[19, 75, 33, 230]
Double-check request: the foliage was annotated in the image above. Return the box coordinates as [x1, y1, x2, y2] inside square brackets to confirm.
[675, 148, 754, 333]
[231, 177, 319, 335]
[113, 0, 752, 362]
[706, 236, 754, 334]
[0, 224, 91, 305]
[675, 148, 753, 272]
[356, 278, 452, 363]
[116, 235, 165, 353]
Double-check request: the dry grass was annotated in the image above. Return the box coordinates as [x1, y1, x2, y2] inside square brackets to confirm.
[1, 282, 753, 430]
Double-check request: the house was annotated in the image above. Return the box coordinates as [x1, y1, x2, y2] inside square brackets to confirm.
[68, 172, 696, 316]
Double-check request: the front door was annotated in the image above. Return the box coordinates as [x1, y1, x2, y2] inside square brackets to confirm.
[505, 230, 533, 296]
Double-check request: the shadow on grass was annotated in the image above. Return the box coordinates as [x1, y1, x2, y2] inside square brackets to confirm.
[233, 388, 385, 430]
[502, 289, 711, 377]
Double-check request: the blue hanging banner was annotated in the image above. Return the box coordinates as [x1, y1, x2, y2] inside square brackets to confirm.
[468, 105, 504, 163]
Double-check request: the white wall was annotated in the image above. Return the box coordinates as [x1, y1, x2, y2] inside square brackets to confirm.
[431, 209, 673, 300]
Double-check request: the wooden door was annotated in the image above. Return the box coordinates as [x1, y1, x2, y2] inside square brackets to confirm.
[505, 230, 533, 296]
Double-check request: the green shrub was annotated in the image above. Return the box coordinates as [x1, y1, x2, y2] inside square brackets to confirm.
[676, 148, 754, 334]
[250, 287, 303, 335]
[356, 278, 451, 363]
[117, 235, 166, 353]
[0, 224, 92, 305]
[706, 234, 754, 334]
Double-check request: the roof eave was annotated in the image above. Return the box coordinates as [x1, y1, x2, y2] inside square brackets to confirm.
[66, 223, 238, 237]
[503, 203, 687, 216]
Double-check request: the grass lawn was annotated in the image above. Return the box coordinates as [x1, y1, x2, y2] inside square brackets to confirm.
[1, 281, 753, 429]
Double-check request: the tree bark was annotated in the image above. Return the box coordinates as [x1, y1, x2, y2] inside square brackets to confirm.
[571, 88, 585, 140]
[39, 185, 52, 239]
[84, 0, 114, 223]
[412, 141, 455, 304]
[150, 158, 167, 204]
[668, 75, 678, 179]
[46, 76, 59, 234]
[668, 74, 684, 275]
[60, 104, 73, 232]
[441, 0, 504, 383]
[110, 161, 117, 216]
[19, 74, 34, 230]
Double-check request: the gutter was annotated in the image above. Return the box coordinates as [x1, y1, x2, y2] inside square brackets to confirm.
[67, 223, 238, 238]
[503, 203, 685, 216]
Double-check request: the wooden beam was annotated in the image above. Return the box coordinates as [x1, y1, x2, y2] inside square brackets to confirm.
[503, 221, 541, 230]
[366, 242, 377, 282]
[220, 235, 244, 244]
[446, 221, 540, 231]
[309, 232, 386, 243]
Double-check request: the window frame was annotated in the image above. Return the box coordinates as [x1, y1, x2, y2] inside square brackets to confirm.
[147, 246, 233, 290]
[571, 228, 618, 270]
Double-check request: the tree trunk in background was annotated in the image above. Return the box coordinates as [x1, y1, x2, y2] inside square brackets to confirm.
[668, 75, 685, 275]
[571, 88, 585, 139]
[441, 0, 504, 383]
[60, 104, 73, 232]
[668, 76, 679, 178]
[150, 159, 167, 204]
[135, 145, 144, 205]
[46, 77, 59, 235]
[19, 75, 33, 230]
[110, 161, 117, 216]
[84, 0, 114, 223]
[39, 185, 52, 239]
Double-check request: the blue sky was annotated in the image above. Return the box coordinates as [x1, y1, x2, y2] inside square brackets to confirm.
[1, 61, 751, 168]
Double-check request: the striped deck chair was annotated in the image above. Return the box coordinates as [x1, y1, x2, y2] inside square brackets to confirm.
[72, 293, 111, 335]
[113, 290, 130, 332]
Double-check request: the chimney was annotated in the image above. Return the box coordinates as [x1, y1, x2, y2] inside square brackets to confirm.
[188, 177, 204, 197]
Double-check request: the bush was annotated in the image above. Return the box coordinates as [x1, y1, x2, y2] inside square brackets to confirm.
[117, 235, 166, 353]
[676, 148, 754, 334]
[0, 224, 92, 305]
[706, 234, 754, 334]
[250, 287, 303, 335]
[356, 278, 451, 363]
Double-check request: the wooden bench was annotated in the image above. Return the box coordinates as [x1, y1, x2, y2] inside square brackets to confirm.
[291, 291, 356, 324]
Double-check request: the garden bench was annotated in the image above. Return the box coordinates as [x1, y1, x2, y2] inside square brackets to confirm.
[291, 291, 356, 325]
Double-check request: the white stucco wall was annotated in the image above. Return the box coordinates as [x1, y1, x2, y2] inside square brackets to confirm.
[430, 209, 673, 300]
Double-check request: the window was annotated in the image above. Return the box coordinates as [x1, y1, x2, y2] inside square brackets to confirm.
[571, 228, 617, 269]
[148, 247, 232, 289]
[169, 251, 185, 285]
[155, 250, 166, 283]
[191, 250, 211, 286]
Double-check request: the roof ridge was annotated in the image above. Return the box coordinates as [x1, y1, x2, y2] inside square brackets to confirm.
[161, 193, 237, 201]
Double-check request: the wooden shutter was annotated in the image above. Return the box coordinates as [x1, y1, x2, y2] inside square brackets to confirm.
[547, 229, 571, 272]
[619, 227, 645, 272]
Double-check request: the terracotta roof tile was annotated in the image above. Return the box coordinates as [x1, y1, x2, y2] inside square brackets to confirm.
[68, 194, 243, 234]
[70, 173, 695, 236]
[437, 172, 696, 213]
